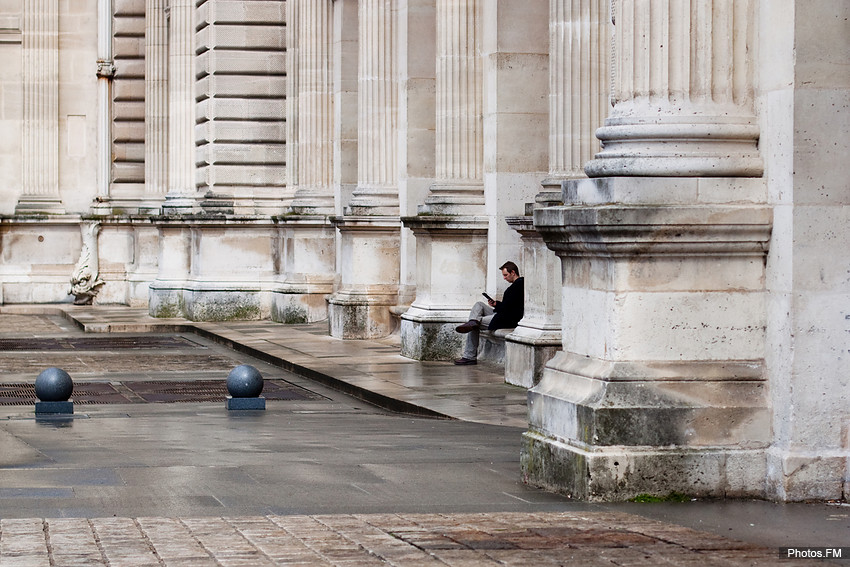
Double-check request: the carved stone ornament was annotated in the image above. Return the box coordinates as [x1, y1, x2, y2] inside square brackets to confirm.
[70, 222, 105, 305]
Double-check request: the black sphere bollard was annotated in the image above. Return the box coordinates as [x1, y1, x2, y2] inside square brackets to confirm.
[34, 367, 74, 415]
[225, 364, 265, 410]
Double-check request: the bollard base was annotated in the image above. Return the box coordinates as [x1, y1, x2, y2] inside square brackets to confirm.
[226, 396, 265, 410]
[35, 401, 74, 415]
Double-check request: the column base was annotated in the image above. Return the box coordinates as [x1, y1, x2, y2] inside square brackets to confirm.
[328, 292, 398, 339]
[271, 289, 330, 324]
[521, 431, 767, 501]
[399, 308, 466, 360]
[149, 283, 269, 321]
[522, 351, 771, 501]
[765, 447, 848, 502]
[505, 327, 561, 388]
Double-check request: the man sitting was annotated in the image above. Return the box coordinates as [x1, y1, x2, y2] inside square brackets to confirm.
[454, 261, 524, 365]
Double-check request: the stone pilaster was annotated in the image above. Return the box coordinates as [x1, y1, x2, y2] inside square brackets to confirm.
[503, 215, 562, 387]
[162, 0, 197, 212]
[286, 0, 300, 196]
[144, 0, 168, 209]
[585, 0, 761, 178]
[273, 0, 336, 324]
[421, 0, 484, 215]
[346, 0, 399, 216]
[290, 0, 334, 215]
[329, 0, 400, 339]
[505, 0, 609, 386]
[16, 0, 63, 214]
[541, 0, 608, 198]
[399, 0, 489, 360]
[523, 0, 772, 500]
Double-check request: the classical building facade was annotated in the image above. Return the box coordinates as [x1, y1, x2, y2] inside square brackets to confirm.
[0, 0, 847, 502]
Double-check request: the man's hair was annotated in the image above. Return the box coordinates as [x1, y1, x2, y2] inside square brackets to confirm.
[500, 261, 520, 277]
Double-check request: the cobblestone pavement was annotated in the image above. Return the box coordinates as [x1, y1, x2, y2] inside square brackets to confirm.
[0, 511, 824, 567]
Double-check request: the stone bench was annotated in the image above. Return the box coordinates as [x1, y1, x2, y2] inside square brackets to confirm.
[477, 327, 515, 366]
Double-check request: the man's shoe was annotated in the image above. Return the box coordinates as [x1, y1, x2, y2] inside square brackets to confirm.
[454, 357, 477, 365]
[455, 320, 479, 333]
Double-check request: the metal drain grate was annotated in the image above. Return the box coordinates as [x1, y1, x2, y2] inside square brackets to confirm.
[0, 336, 203, 351]
[125, 380, 322, 403]
[0, 383, 130, 405]
[0, 380, 324, 405]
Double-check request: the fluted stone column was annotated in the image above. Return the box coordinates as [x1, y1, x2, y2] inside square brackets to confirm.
[524, 0, 772, 500]
[150, 0, 196, 315]
[329, 0, 401, 339]
[347, 0, 399, 215]
[286, 0, 300, 199]
[16, 0, 63, 214]
[504, 0, 609, 385]
[543, 0, 608, 197]
[422, 0, 483, 214]
[272, 0, 336, 324]
[290, 0, 334, 214]
[400, 0, 488, 360]
[585, 0, 761, 178]
[144, 0, 168, 208]
[162, 0, 197, 212]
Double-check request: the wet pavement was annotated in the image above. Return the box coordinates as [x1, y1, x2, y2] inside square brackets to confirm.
[0, 306, 847, 566]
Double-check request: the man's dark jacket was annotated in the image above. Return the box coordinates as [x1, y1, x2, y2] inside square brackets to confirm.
[489, 277, 524, 331]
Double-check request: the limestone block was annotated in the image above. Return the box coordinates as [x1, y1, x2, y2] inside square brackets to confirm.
[528, 356, 769, 448]
[1, 226, 79, 266]
[197, 98, 286, 121]
[199, 50, 286, 77]
[792, 89, 850, 206]
[200, 0, 286, 24]
[575, 256, 767, 294]
[98, 227, 134, 265]
[182, 287, 269, 321]
[562, 288, 766, 361]
[196, 143, 285, 166]
[483, 113, 548, 172]
[487, 52, 548, 115]
[195, 120, 286, 144]
[763, 90, 795, 204]
[196, 164, 286, 186]
[780, 292, 850, 448]
[198, 75, 287, 98]
[197, 24, 286, 50]
[154, 226, 191, 281]
[793, 1, 850, 89]
[505, 336, 560, 389]
[400, 319, 463, 361]
[767, 448, 848, 501]
[791, 205, 850, 291]
[191, 227, 275, 279]
[522, 431, 768, 501]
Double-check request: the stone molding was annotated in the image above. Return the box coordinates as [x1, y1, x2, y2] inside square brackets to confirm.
[534, 205, 772, 258]
[585, 0, 761, 178]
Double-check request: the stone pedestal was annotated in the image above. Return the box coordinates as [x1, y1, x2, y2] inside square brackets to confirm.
[328, 217, 400, 339]
[149, 218, 276, 321]
[504, 215, 562, 388]
[271, 216, 335, 323]
[524, 199, 773, 500]
[400, 216, 488, 360]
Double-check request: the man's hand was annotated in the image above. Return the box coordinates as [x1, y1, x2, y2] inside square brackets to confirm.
[487, 298, 497, 308]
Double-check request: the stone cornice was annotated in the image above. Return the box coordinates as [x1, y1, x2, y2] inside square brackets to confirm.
[533, 205, 772, 258]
